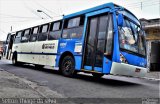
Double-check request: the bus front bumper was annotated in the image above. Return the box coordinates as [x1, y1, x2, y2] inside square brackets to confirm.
[110, 62, 148, 78]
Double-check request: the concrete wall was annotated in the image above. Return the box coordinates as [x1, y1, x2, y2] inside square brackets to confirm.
[140, 18, 160, 71]
[146, 40, 160, 68]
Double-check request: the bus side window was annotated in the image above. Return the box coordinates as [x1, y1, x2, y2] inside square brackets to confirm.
[48, 21, 62, 40]
[62, 16, 84, 39]
[21, 29, 30, 43]
[30, 27, 39, 42]
[38, 24, 49, 41]
[14, 31, 22, 44]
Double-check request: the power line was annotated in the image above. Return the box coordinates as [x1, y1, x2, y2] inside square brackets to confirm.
[0, 19, 34, 23]
[33, 0, 61, 16]
[127, 4, 159, 8]
[124, 0, 159, 8]
[0, 14, 63, 23]
[122, 0, 155, 7]
[0, 13, 38, 19]
[0, 0, 158, 22]
[23, 1, 44, 19]
[141, 3, 160, 8]
[124, 0, 159, 6]
[127, 1, 158, 6]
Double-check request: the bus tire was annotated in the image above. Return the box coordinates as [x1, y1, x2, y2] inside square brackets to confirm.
[12, 55, 19, 66]
[92, 73, 104, 78]
[60, 55, 75, 77]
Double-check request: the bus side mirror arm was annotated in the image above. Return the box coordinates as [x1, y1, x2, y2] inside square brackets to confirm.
[117, 14, 124, 27]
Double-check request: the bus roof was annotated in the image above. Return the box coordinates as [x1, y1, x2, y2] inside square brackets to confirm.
[63, 2, 114, 19]
[63, 2, 139, 24]
[114, 4, 139, 22]
[10, 2, 140, 33]
[12, 17, 62, 33]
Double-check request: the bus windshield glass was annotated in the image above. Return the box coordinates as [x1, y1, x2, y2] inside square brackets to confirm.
[119, 18, 146, 56]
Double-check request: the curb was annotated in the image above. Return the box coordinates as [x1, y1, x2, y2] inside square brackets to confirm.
[142, 77, 160, 81]
[0, 68, 4, 71]
[0, 68, 64, 98]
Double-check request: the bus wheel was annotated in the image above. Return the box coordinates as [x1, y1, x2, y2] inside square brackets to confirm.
[12, 56, 18, 66]
[60, 56, 75, 77]
[92, 73, 104, 78]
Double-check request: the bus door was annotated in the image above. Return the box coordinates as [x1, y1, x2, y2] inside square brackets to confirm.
[83, 11, 111, 72]
[5, 33, 14, 59]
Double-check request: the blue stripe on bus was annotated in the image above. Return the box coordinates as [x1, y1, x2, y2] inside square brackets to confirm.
[94, 67, 103, 72]
[17, 52, 58, 55]
[16, 52, 82, 56]
[84, 66, 92, 70]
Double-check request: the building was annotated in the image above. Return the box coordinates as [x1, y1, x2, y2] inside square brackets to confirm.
[0, 41, 4, 49]
[140, 18, 160, 71]
[0, 41, 4, 57]
[0, 41, 3, 47]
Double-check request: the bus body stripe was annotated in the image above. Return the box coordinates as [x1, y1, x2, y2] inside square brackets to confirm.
[16, 52, 82, 56]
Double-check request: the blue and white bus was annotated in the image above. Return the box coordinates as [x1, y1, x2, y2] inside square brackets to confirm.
[6, 2, 148, 78]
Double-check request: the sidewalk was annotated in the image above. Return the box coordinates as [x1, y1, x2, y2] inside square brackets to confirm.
[0, 68, 63, 98]
[145, 71, 160, 80]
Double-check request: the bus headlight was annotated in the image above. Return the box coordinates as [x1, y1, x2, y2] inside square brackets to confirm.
[120, 53, 128, 64]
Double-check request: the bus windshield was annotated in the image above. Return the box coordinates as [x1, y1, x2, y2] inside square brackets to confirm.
[119, 18, 146, 56]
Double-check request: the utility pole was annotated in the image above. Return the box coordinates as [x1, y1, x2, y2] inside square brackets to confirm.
[159, 0, 160, 17]
[141, 2, 142, 10]
[11, 26, 12, 32]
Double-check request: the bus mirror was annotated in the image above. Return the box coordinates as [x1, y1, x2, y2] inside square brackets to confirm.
[117, 14, 124, 27]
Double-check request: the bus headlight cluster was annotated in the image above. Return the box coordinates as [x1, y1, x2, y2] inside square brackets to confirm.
[120, 53, 128, 64]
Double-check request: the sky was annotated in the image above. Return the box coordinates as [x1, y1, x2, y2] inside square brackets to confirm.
[0, 0, 159, 41]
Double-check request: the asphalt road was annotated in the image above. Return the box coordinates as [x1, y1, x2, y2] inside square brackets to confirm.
[0, 59, 159, 98]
